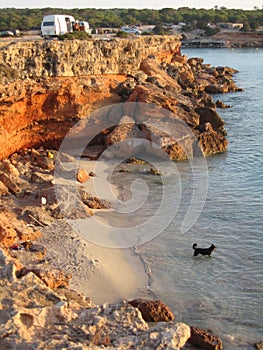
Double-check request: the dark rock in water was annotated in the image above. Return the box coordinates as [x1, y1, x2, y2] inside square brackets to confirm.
[198, 129, 228, 156]
[188, 326, 223, 350]
[82, 145, 105, 160]
[129, 298, 174, 322]
[216, 99, 231, 109]
[80, 191, 112, 209]
[195, 107, 225, 132]
[150, 167, 161, 175]
[126, 157, 147, 165]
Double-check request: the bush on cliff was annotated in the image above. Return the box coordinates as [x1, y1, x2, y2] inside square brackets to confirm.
[59, 31, 92, 41]
[115, 31, 128, 38]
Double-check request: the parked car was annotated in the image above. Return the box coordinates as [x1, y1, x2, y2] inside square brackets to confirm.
[120, 26, 142, 35]
[0, 31, 14, 37]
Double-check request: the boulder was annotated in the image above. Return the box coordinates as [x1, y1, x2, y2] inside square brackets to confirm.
[198, 130, 228, 156]
[76, 168, 89, 183]
[188, 326, 223, 350]
[129, 299, 175, 322]
[105, 115, 141, 146]
[17, 266, 71, 289]
[140, 58, 181, 91]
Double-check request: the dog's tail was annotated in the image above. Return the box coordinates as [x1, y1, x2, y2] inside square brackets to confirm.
[192, 243, 197, 249]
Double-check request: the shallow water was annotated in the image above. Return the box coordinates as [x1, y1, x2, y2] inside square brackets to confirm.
[131, 48, 263, 350]
[74, 48, 262, 349]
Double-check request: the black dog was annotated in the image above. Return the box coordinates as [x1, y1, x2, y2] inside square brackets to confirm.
[192, 243, 217, 257]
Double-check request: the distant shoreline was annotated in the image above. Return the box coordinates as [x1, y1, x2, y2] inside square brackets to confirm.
[1, 30, 263, 48]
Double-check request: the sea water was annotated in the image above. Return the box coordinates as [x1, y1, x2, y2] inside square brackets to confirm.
[130, 48, 263, 350]
[106, 49, 263, 350]
[75, 48, 262, 349]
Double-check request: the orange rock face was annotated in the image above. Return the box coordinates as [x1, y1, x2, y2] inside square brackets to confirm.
[0, 75, 126, 159]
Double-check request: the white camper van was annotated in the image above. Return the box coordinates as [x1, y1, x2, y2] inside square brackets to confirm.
[41, 15, 75, 36]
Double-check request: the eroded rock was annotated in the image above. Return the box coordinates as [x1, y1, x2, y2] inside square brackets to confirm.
[129, 298, 175, 322]
[188, 326, 223, 350]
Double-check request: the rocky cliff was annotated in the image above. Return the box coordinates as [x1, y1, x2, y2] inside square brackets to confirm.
[0, 36, 243, 349]
[0, 36, 241, 160]
[0, 36, 181, 79]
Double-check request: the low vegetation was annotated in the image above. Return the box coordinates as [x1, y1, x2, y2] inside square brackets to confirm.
[58, 31, 92, 40]
[0, 7, 262, 32]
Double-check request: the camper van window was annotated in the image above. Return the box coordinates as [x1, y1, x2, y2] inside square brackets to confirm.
[43, 22, 55, 26]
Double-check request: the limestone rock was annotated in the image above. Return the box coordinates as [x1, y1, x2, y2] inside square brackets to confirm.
[18, 266, 71, 289]
[0, 211, 41, 247]
[31, 171, 54, 183]
[0, 36, 181, 82]
[129, 299, 175, 322]
[0, 170, 21, 194]
[198, 129, 228, 156]
[0, 37, 241, 161]
[0, 159, 20, 176]
[0, 248, 17, 281]
[0, 249, 191, 350]
[113, 321, 190, 349]
[105, 115, 138, 145]
[255, 341, 263, 350]
[36, 155, 55, 170]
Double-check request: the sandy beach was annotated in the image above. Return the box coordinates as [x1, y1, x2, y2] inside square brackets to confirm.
[38, 158, 148, 304]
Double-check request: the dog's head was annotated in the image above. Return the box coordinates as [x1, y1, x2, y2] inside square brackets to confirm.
[211, 244, 217, 250]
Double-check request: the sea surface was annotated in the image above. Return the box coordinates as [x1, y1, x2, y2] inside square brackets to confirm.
[110, 49, 263, 350]
[74, 48, 262, 349]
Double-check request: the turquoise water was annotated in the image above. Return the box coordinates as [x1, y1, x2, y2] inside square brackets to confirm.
[132, 49, 263, 349]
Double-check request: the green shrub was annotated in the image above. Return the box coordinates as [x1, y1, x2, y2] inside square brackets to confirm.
[204, 27, 220, 36]
[115, 30, 128, 38]
[59, 31, 92, 40]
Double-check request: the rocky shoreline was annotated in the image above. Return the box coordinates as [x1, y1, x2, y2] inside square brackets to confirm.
[1, 36, 260, 349]
[0, 147, 223, 349]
